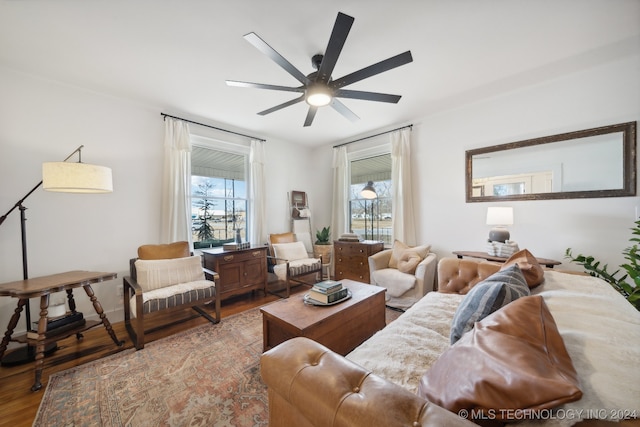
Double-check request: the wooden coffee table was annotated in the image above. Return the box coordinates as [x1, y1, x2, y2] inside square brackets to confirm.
[260, 279, 386, 356]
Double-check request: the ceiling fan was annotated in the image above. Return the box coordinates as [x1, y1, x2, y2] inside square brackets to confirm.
[226, 12, 413, 127]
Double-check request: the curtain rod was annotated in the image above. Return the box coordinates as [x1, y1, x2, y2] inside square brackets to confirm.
[333, 124, 413, 148]
[161, 113, 266, 142]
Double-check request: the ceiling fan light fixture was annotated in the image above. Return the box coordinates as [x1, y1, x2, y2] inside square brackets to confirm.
[305, 85, 333, 107]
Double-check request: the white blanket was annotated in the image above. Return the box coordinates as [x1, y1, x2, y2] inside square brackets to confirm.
[347, 270, 640, 426]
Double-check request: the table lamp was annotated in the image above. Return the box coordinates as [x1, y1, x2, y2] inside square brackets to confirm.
[486, 207, 513, 243]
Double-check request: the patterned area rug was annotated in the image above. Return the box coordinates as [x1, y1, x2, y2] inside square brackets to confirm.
[34, 306, 402, 427]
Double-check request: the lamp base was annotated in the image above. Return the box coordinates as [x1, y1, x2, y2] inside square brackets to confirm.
[488, 227, 510, 243]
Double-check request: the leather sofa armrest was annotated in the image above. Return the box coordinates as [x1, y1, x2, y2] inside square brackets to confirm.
[260, 337, 475, 427]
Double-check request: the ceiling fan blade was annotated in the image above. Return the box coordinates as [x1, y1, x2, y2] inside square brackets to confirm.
[334, 89, 402, 103]
[331, 99, 360, 122]
[244, 32, 310, 86]
[330, 51, 413, 89]
[226, 80, 304, 93]
[316, 12, 354, 84]
[303, 107, 318, 127]
[257, 95, 305, 116]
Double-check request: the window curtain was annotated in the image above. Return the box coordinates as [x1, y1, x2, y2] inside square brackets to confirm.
[160, 118, 193, 247]
[249, 139, 266, 245]
[391, 128, 416, 246]
[331, 146, 349, 237]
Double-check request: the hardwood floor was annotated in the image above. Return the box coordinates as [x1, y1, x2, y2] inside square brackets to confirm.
[0, 288, 298, 427]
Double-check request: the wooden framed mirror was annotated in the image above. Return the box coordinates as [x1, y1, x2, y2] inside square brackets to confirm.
[466, 121, 636, 202]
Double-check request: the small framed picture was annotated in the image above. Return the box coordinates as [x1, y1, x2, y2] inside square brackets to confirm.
[291, 191, 307, 206]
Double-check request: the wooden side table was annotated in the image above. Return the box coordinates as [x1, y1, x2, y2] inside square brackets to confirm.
[452, 251, 561, 268]
[0, 271, 123, 391]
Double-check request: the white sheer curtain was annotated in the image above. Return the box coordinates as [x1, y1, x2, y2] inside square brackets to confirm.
[160, 118, 193, 247]
[391, 128, 416, 246]
[249, 139, 266, 245]
[331, 146, 349, 237]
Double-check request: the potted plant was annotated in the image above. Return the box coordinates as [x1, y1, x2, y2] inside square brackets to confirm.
[565, 219, 640, 311]
[313, 226, 333, 265]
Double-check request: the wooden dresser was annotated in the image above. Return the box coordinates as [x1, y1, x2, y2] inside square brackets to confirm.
[334, 240, 384, 283]
[202, 246, 268, 300]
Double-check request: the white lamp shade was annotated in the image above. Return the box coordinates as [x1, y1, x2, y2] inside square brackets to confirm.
[42, 162, 113, 193]
[486, 207, 513, 225]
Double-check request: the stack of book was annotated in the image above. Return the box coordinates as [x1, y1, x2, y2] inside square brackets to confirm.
[338, 233, 360, 242]
[307, 280, 348, 304]
[27, 311, 86, 339]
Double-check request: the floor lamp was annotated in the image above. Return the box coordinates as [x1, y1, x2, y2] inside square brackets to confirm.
[0, 145, 112, 365]
[361, 181, 377, 240]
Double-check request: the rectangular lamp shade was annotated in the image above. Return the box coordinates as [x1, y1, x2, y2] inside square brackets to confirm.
[486, 206, 513, 226]
[42, 162, 113, 193]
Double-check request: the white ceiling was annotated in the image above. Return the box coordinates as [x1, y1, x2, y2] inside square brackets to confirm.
[1, 0, 639, 147]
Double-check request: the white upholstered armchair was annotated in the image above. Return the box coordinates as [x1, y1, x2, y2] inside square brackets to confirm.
[368, 241, 437, 310]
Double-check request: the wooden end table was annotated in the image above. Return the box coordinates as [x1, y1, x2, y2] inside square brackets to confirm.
[452, 251, 561, 268]
[260, 279, 386, 356]
[0, 271, 124, 391]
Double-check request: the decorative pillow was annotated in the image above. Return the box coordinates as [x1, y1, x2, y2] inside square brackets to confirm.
[138, 241, 190, 260]
[418, 296, 582, 423]
[135, 255, 205, 292]
[272, 241, 309, 264]
[397, 251, 421, 274]
[388, 240, 431, 269]
[450, 264, 529, 344]
[501, 248, 545, 288]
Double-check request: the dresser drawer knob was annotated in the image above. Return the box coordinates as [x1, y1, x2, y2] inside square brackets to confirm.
[252, 251, 261, 257]
[224, 255, 234, 261]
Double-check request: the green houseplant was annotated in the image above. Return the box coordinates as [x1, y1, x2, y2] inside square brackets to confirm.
[315, 226, 331, 245]
[565, 219, 640, 311]
[313, 226, 333, 265]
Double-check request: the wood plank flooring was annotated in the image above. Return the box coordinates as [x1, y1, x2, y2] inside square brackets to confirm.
[0, 288, 298, 427]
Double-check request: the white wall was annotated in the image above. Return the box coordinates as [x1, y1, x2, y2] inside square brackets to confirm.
[413, 53, 639, 270]
[0, 67, 314, 340]
[308, 51, 639, 279]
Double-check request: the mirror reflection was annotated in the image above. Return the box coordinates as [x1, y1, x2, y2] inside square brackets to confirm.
[466, 122, 636, 202]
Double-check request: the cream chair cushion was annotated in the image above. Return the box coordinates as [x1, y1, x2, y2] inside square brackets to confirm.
[134, 255, 205, 292]
[272, 241, 308, 264]
[372, 268, 416, 297]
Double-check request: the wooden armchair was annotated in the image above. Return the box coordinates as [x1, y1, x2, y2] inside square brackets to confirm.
[267, 232, 323, 298]
[123, 241, 221, 349]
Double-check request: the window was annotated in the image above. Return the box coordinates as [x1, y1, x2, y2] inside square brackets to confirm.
[190, 143, 247, 249]
[349, 153, 392, 244]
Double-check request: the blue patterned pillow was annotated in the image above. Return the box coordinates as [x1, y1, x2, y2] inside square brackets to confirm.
[450, 264, 530, 344]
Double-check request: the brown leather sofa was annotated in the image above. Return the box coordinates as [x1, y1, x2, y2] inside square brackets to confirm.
[260, 256, 640, 427]
[260, 336, 475, 427]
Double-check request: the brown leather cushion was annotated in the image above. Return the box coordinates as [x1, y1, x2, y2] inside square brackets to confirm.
[137, 241, 190, 260]
[418, 296, 582, 423]
[501, 249, 545, 288]
[269, 232, 296, 244]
